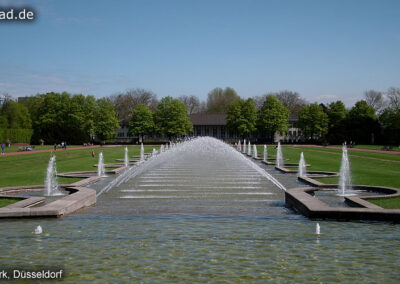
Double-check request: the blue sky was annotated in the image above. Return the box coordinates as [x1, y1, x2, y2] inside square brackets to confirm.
[0, 0, 399, 106]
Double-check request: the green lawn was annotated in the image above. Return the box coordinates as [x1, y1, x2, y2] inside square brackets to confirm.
[2, 144, 93, 153]
[0, 198, 20, 208]
[256, 144, 400, 208]
[332, 144, 400, 151]
[1, 143, 399, 209]
[0, 145, 158, 187]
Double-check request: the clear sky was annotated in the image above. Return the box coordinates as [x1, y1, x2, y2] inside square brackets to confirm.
[0, 0, 399, 106]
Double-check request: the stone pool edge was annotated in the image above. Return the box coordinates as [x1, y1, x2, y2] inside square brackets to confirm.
[0, 166, 129, 218]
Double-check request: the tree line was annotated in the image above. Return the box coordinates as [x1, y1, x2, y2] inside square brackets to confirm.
[0, 86, 399, 145]
[224, 87, 400, 145]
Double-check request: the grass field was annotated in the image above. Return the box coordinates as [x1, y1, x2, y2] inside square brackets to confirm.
[2, 144, 91, 153]
[331, 144, 400, 151]
[0, 198, 20, 208]
[0, 145, 158, 187]
[256, 144, 400, 208]
[0, 143, 399, 209]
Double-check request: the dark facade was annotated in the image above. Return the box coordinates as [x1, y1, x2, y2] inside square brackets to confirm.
[190, 114, 236, 140]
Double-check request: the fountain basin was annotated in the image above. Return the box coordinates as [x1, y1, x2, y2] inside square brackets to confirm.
[285, 186, 400, 221]
[0, 185, 96, 218]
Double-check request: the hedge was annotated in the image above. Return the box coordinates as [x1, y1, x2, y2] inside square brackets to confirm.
[0, 129, 33, 143]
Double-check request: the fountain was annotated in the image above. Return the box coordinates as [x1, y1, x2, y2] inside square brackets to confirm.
[97, 137, 286, 197]
[97, 152, 106, 177]
[338, 143, 352, 196]
[276, 142, 283, 167]
[3, 136, 397, 283]
[247, 141, 252, 156]
[237, 140, 241, 152]
[45, 154, 62, 196]
[263, 145, 267, 162]
[298, 152, 306, 177]
[140, 143, 145, 162]
[253, 144, 258, 159]
[124, 147, 129, 167]
[34, 225, 42, 235]
[243, 139, 247, 153]
[152, 148, 158, 156]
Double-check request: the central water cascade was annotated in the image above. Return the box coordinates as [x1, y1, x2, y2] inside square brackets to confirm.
[298, 152, 306, 177]
[338, 143, 352, 196]
[263, 145, 267, 162]
[276, 142, 283, 167]
[97, 137, 286, 213]
[45, 154, 62, 196]
[97, 152, 106, 177]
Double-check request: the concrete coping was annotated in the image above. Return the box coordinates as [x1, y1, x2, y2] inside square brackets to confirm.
[285, 186, 400, 221]
[0, 186, 96, 218]
[0, 164, 128, 218]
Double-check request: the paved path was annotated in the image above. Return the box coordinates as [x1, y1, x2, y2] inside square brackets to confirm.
[1, 145, 108, 156]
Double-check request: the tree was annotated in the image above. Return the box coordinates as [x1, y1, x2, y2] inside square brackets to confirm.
[326, 101, 348, 144]
[258, 95, 290, 141]
[387, 87, 400, 110]
[206, 87, 240, 114]
[364, 90, 385, 114]
[129, 104, 154, 142]
[274, 90, 307, 115]
[110, 88, 158, 122]
[154, 96, 193, 138]
[379, 108, 400, 145]
[0, 100, 31, 129]
[93, 98, 120, 141]
[298, 103, 328, 141]
[226, 98, 258, 138]
[347, 100, 379, 144]
[178, 95, 201, 114]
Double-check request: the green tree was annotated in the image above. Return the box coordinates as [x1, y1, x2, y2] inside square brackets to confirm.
[0, 100, 32, 129]
[206, 87, 240, 114]
[298, 103, 328, 140]
[326, 101, 348, 144]
[379, 108, 400, 145]
[154, 96, 193, 138]
[347, 100, 379, 144]
[94, 98, 120, 141]
[258, 95, 290, 141]
[129, 104, 154, 142]
[226, 98, 257, 138]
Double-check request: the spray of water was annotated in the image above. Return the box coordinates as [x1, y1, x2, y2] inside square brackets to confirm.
[247, 141, 252, 156]
[124, 147, 129, 167]
[140, 143, 145, 162]
[338, 143, 352, 195]
[253, 144, 258, 159]
[276, 142, 283, 167]
[263, 145, 267, 162]
[45, 154, 61, 196]
[298, 152, 306, 177]
[243, 139, 247, 153]
[97, 152, 106, 177]
[237, 140, 241, 152]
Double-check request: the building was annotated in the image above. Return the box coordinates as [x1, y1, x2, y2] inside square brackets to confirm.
[275, 113, 303, 143]
[190, 113, 236, 140]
